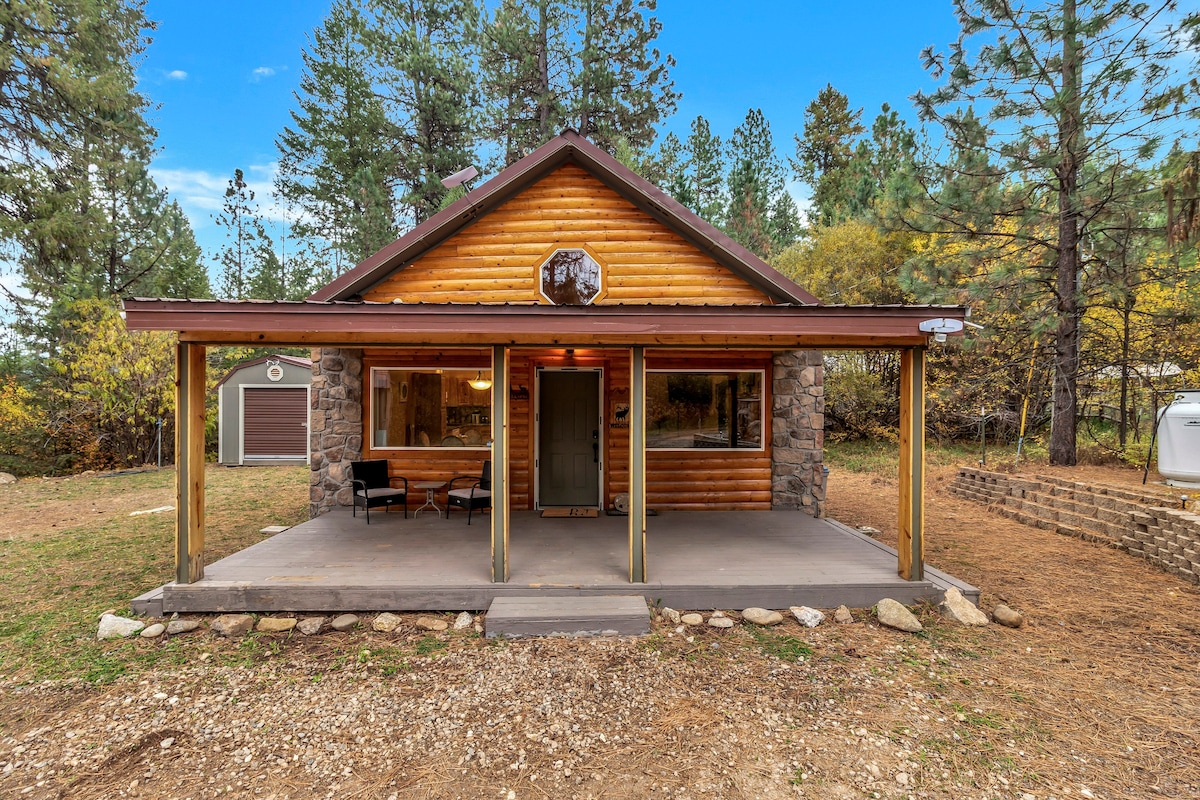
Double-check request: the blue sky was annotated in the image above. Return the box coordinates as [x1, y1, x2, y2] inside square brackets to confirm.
[140, 1, 963, 263]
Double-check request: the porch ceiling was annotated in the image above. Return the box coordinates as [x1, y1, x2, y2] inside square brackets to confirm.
[121, 299, 967, 349]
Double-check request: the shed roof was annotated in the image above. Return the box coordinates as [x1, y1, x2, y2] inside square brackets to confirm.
[309, 130, 819, 306]
[214, 353, 312, 388]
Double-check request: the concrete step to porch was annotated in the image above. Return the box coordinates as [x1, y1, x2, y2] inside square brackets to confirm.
[485, 595, 650, 639]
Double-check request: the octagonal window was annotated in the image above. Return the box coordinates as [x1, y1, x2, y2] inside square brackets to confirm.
[540, 249, 602, 305]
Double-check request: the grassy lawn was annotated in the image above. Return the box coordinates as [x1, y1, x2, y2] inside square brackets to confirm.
[0, 465, 309, 684]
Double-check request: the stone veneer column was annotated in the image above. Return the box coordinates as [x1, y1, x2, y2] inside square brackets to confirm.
[308, 347, 364, 517]
[771, 349, 826, 516]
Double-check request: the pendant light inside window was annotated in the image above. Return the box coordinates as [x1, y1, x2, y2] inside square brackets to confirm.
[468, 370, 493, 391]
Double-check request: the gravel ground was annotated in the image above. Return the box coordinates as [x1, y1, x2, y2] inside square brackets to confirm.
[1, 464, 1197, 800]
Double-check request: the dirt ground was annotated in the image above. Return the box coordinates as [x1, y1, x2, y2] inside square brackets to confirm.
[0, 463, 1197, 800]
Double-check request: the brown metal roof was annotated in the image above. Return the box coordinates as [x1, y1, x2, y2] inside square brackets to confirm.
[214, 353, 312, 388]
[309, 130, 819, 306]
[122, 298, 966, 349]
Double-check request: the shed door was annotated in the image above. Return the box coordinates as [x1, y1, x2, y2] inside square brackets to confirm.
[243, 387, 308, 459]
[538, 371, 601, 507]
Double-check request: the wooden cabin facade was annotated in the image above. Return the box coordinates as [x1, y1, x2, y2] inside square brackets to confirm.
[123, 131, 965, 591]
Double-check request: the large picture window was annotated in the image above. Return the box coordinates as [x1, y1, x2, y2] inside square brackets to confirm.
[645, 371, 764, 449]
[370, 368, 492, 448]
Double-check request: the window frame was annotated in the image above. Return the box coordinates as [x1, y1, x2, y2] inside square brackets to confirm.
[643, 368, 767, 452]
[368, 365, 493, 451]
[536, 246, 606, 305]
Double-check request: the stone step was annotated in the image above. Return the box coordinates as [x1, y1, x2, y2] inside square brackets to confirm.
[485, 595, 650, 639]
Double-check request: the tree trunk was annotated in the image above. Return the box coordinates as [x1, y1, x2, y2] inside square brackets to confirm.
[536, 0, 550, 142]
[1119, 295, 1132, 447]
[1050, 0, 1081, 466]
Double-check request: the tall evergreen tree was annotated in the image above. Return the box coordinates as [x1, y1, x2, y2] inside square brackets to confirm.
[725, 109, 794, 256]
[791, 84, 864, 226]
[910, 0, 1200, 465]
[367, 0, 479, 224]
[214, 170, 265, 301]
[0, 0, 157, 321]
[276, 0, 400, 273]
[479, 0, 567, 168]
[684, 115, 725, 226]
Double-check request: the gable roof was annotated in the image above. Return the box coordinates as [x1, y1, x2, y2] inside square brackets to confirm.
[310, 130, 819, 305]
[215, 353, 312, 388]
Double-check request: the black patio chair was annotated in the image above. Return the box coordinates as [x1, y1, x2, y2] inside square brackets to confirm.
[447, 460, 491, 525]
[349, 459, 409, 523]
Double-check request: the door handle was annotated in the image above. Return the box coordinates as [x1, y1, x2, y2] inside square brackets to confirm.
[592, 441, 599, 463]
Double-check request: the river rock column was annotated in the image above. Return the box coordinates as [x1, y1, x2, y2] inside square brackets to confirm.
[308, 347, 364, 517]
[771, 349, 826, 516]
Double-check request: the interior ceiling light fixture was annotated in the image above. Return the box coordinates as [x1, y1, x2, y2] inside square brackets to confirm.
[468, 371, 493, 391]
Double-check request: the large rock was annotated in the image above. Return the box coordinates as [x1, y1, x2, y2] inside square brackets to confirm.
[833, 605, 854, 624]
[992, 604, 1025, 628]
[875, 599, 923, 633]
[97, 614, 144, 640]
[789, 606, 825, 628]
[940, 587, 989, 626]
[256, 617, 297, 633]
[741, 607, 783, 626]
[680, 613, 703, 626]
[707, 611, 734, 629]
[0, 472, 16, 485]
[453, 612, 473, 630]
[659, 607, 681, 625]
[372, 613, 403, 632]
[297, 617, 326, 636]
[330, 614, 360, 632]
[140, 623, 166, 638]
[210, 614, 254, 638]
[415, 615, 448, 632]
[166, 620, 201, 636]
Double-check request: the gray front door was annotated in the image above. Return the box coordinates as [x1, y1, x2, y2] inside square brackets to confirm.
[538, 370, 601, 507]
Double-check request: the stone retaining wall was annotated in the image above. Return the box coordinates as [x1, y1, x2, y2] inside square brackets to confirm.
[950, 467, 1200, 585]
[308, 347, 364, 517]
[771, 350, 826, 516]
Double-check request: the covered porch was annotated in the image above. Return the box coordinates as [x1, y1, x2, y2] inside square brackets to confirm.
[132, 509, 976, 615]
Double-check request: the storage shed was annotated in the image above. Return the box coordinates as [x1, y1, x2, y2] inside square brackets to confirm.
[217, 355, 312, 465]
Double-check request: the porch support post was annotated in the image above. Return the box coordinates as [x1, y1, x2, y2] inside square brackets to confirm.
[898, 346, 925, 581]
[629, 346, 646, 582]
[175, 341, 206, 584]
[490, 345, 510, 582]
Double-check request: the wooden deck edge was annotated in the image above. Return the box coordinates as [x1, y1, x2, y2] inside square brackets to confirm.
[826, 520, 981, 605]
[130, 584, 166, 617]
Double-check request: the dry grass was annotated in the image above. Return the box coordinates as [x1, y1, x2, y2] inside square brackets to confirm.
[0, 459, 1197, 798]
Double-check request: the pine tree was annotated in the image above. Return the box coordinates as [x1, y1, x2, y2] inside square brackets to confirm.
[214, 170, 264, 301]
[791, 85, 865, 227]
[910, 0, 1200, 465]
[684, 116, 725, 226]
[479, 0, 568, 168]
[276, 0, 399, 273]
[725, 109, 790, 257]
[571, 0, 678, 153]
[367, 0, 479, 224]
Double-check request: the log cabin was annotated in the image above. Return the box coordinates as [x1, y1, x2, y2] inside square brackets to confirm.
[123, 131, 969, 610]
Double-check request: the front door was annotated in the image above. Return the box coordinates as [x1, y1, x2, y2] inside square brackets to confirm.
[538, 370, 601, 507]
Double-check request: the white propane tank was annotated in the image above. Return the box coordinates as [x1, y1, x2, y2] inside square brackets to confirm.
[1157, 389, 1200, 488]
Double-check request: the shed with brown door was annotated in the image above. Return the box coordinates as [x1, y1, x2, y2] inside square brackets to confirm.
[217, 354, 312, 465]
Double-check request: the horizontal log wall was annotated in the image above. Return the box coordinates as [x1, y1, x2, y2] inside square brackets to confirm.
[358, 347, 775, 512]
[363, 164, 772, 306]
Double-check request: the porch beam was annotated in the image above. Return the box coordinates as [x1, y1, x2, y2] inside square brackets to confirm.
[175, 342, 206, 584]
[490, 345, 510, 582]
[897, 346, 925, 581]
[629, 346, 646, 582]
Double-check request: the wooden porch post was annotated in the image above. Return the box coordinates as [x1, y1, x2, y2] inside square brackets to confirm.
[175, 341, 206, 584]
[629, 346, 646, 582]
[490, 345, 510, 582]
[898, 346, 925, 581]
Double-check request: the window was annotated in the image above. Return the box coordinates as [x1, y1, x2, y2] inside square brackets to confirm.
[540, 248, 601, 305]
[645, 371, 764, 450]
[370, 368, 491, 448]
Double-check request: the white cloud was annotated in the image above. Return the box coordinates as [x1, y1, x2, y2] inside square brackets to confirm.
[166, 69, 188, 81]
[250, 66, 277, 82]
[149, 163, 302, 238]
